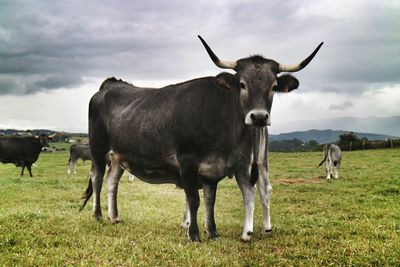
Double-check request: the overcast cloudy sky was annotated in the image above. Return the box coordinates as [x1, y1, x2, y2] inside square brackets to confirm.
[0, 0, 399, 133]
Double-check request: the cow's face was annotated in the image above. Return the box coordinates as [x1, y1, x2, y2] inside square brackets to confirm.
[199, 36, 322, 127]
[234, 58, 299, 127]
[37, 134, 51, 149]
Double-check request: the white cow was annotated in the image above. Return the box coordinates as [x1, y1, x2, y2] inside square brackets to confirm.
[319, 143, 342, 180]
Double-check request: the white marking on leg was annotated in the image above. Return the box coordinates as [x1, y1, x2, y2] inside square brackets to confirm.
[91, 167, 103, 220]
[236, 174, 256, 242]
[180, 201, 190, 229]
[106, 150, 123, 223]
[242, 190, 255, 241]
[257, 167, 272, 233]
[334, 166, 339, 179]
[325, 160, 331, 180]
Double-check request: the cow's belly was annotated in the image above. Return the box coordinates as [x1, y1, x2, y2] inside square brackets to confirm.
[111, 150, 234, 184]
[129, 166, 181, 185]
[198, 158, 231, 180]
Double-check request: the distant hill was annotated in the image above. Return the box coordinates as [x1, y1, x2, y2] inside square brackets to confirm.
[269, 129, 397, 144]
[270, 115, 400, 137]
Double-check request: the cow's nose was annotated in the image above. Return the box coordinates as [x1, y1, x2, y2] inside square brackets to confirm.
[250, 111, 269, 127]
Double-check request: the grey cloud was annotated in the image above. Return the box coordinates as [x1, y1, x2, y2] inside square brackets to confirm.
[329, 100, 353, 110]
[34, 75, 84, 90]
[0, 77, 23, 95]
[0, 0, 400, 96]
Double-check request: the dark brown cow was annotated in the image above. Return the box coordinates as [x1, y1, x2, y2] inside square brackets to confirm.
[0, 134, 53, 177]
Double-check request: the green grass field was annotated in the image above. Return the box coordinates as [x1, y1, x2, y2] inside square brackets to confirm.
[0, 146, 399, 266]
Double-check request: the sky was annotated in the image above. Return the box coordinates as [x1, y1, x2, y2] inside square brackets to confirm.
[0, 0, 399, 134]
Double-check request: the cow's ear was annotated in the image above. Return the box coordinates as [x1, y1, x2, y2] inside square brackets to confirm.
[275, 74, 299, 93]
[215, 72, 236, 90]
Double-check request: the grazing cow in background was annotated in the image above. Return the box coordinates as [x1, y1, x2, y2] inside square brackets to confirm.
[319, 143, 342, 180]
[68, 144, 92, 175]
[80, 35, 322, 242]
[0, 134, 54, 177]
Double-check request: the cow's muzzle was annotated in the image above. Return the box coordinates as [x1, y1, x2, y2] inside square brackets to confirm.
[245, 109, 270, 127]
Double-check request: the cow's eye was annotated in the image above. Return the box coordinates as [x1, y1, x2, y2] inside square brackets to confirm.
[272, 85, 278, 91]
[239, 82, 246, 90]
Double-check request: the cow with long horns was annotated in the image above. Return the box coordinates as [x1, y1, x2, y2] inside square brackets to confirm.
[80, 36, 323, 242]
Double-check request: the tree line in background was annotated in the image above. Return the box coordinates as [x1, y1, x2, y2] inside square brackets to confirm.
[269, 132, 400, 152]
[0, 129, 87, 144]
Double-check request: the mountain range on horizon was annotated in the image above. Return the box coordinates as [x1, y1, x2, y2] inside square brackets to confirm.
[269, 129, 397, 144]
[270, 115, 400, 137]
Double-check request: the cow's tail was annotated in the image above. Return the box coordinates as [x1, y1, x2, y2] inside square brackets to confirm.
[318, 155, 327, 167]
[250, 162, 259, 186]
[79, 176, 93, 211]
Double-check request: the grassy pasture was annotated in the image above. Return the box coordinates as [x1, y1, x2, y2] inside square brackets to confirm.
[0, 146, 399, 266]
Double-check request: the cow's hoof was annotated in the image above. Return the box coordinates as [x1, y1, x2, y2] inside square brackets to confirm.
[92, 213, 103, 221]
[188, 234, 201, 242]
[108, 216, 121, 224]
[241, 232, 253, 242]
[180, 221, 190, 229]
[207, 232, 219, 240]
[263, 228, 272, 233]
[263, 228, 273, 237]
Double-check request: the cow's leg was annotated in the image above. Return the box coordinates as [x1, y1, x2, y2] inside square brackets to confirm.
[257, 166, 272, 233]
[180, 200, 190, 229]
[325, 161, 331, 180]
[106, 162, 124, 224]
[73, 159, 77, 175]
[90, 161, 106, 220]
[184, 188, 200, 242]
[334, 164, 340, 179]
[329, 162, 334, 179]
[26, 164, 33, 177]
[20, 162, 25, 176]
[235, 171, 256, 242]
[67, 159, 71, 175]
[203, 182, 218, 239]
[180, 165, 201, 242]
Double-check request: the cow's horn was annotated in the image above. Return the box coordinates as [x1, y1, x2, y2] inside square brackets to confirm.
[198, 35, 237, 70]
[49, 133, 57, 138]
[279, 42, 324, 73]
